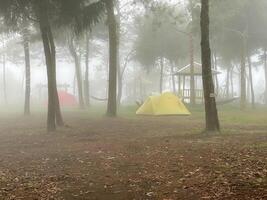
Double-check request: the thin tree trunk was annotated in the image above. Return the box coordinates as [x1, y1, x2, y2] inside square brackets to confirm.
[22, 27, 31, 115]
[226, 67, 230, 99]
[69, 37, 85, 109]
[117, 73, 123, 104]
[189, 32, 195, 104]
[189, 0, 195, 105]
[230, 66, 234, 97]
[73, 73, 76, 96]
[240, 37, 247, 110]
[200, 0, 220, 132]
[264, 48, 267, 105]
[171, 62, 176, 93]
[84, 32, 90, 107]
[247, 51, 255, 108]
[2, 54, 7, 104]
[159, 57, 164, 93]
[213, 52, 219, 95]
[246, 75, 250, 102]
[106, 0, 117, 117]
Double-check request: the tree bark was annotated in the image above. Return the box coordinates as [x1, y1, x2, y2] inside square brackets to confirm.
[171, 62, 176, 93]
[68, 37, 85, 109]
[2, 54, 7, 104]
[117, 73, 123, 104]
[47, 27, 64, 127]
[246, 75, 250, 102]
[159, 57, 164, 93]
[188, 0, 196, 105]
[264, 48, 267, 105]
[240, 37, 247, 110]
[189, 32, 195, 104]
[73, 74, 76, 96]
[247, 51, 255, 108]
[106, 0, 117, 117]
[115, 0, 122, 106]
[38, 0, 63, 131]
[230, 66, 234, 97]
[39, 24, 56, 131]
[226, 67, 230, 99]
[200, 0, 220, 132]
[22, 27, 31, 115]
[213, 52, 219, 95]
[84, 32, 90, 107]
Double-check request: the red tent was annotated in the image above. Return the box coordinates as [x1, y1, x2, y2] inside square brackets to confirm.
[57, 90, 77, 106]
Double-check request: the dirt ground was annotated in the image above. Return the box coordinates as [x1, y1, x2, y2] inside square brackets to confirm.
[0, 113, 266, 200]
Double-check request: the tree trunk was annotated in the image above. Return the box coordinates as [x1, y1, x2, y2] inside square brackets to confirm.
[240, 37, 247, 110]
[39, 25, 56, 131]
[226, 67, 230, 99]
[189, 0, 195, 104]
[264, 48, 267, 105]
[22, 27, 31, 115]
[246, 75, 250, 102]
[115, 0, 122, 106]
[117, 73, 123, 105]
[106, 0, 117, 117]
[2, 54, 7, 104]
[247, 51, 255, 108]
[159, 57, 164, 93]
[200, 0, 220, 132]
[69, 37, 85, 109]
[213, 52, 219, 95]
[230, 66, 234, 97]
[171, 62, 176, 93]
[189, 32, 195, 104]
[84, 32, 90, 107]
[73, 74, 76, 96]
[47, 23, 64, 126]
[39, 1, 63, 131]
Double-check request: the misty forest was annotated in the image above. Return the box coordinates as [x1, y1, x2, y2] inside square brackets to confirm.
[0, 0, 266, 199]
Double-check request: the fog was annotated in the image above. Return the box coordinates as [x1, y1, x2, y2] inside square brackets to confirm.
[0, 0, 266, 199]
[0, 0, 266, 107]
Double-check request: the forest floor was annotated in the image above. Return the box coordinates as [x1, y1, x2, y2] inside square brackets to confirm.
[0, 107, 266, 200]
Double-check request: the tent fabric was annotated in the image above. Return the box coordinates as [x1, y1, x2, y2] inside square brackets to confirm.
[136, 92, 190, 116]
[58, 90, 77, 106]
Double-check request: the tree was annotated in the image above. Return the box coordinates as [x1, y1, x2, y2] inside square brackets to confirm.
[0, 14, 31, 110]
[106, 0, 118, 117]
[68, 34, 85, 109]
[37, 0, 64, 130]
[22, 24, 31, 115]
[84, 31, 90, 107]
[208, 0, 267, 108]
[265, 50, 267, 104]
[2, 52, 7, 104]
[134, 4, 189, 94]
[200, 0, 220, 132]
[188, 0, 196, 105]
[0, 0, 106, 131]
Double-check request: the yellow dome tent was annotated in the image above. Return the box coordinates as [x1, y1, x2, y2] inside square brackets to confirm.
[136, 92, 191, 116]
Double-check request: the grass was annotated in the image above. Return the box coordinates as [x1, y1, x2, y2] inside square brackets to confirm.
[218, 106, 267, 125]
[0, 103, 266, 126]
[184, 104, 267, 126]
[250, 142, 267, 149]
